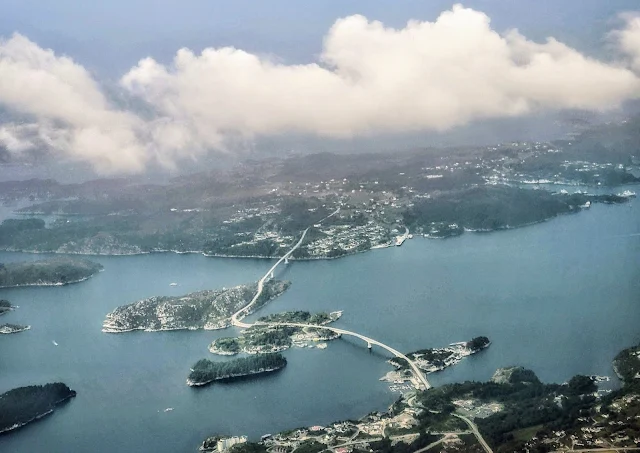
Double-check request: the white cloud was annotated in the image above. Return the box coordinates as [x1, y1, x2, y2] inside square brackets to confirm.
[0, 33, 148, 172]
[613, 13, 640, 73]
[2, 4, 640, 173]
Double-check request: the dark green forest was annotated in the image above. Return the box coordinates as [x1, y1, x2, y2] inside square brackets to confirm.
[188, 353, 287, 386]
[0, 383, 76, 433]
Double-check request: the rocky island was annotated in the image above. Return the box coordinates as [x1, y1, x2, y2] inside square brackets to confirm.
[0, 299, 15, 316]
[209, 310, 342, 355]
[0, 323, 30, 334]
[388, 336, 490, 377]
[0, 383, 77, 434]
[0, 257, 103, 288]
[102, 280, 291, 332]
[187, 353, 287, 387]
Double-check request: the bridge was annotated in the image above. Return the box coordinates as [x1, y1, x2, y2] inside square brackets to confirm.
[230, 205, 431, 391]
[231, 227, 309, 327]
[254, 321, 431, 390]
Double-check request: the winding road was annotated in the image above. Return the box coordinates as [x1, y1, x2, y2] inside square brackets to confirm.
[453, 413, 493, 453]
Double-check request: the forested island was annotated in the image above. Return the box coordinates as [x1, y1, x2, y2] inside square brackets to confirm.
[187, 353, 287, 386]
[0, 257, 103, 288]
[0, 383, 76, 434]
[0, 323, 30, 334]
[102, 280, 290, 332]
[209, 311, 342, 355]
[0, 299, 14, 316]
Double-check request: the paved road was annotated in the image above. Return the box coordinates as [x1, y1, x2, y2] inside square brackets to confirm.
[453, 413, 493, 453]
[231, 206, 340, 328]
[231, 227, 309, 328]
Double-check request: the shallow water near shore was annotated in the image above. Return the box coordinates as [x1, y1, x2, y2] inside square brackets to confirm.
[0, 189, 639, 453]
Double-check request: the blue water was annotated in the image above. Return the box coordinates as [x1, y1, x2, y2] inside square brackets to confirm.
[0, 190, 639, 453]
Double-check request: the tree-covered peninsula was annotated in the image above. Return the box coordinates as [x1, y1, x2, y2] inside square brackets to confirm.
[187, 353, 287, 386]
[0, 257, 103, 288]
[103, 280, 290, 332]
[0, 383, 77, 434]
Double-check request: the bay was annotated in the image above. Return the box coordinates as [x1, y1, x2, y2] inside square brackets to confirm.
[0, 190, 638, 452]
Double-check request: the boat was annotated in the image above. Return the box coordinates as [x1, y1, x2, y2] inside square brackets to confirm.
[169, 282, 178, 286]
[618, 190, 636, 198]
[52, 340, 58, 346]
[164, 407, 174, 412]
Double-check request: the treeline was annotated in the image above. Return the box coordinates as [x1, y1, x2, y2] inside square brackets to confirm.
[244, 327, 297, 348]
[0, 299, 13, 315]
[188, 353, 287, 386]
[416, 370, 602, 452]
[0, 257, 103, 287]
[0, 383, 76, 433]
[467, 336, 490, 351]
[613, 343, 640, 382]
[402, 186, 615, 232]
[369, 432, 440, 453]
[258, 311, 331, 325]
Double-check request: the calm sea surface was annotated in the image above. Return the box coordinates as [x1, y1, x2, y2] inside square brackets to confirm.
[1, 187, 639, 452]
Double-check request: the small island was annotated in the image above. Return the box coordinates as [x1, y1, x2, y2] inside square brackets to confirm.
[0, 299, 15, 316]
[0, 258, 103, 288]
[102, 280, 291, 333]
[0, 383, 77, 434]
[387, 336, 490, 378]
[187, 353, 287, 387]
[209, 310, 342, 355]
[0, 323, 31, 334]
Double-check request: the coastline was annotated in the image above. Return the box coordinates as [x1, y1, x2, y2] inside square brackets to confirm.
[186, 365, 285, 387]
[0, 274, 97, 289]
[0, 393, 76, 435]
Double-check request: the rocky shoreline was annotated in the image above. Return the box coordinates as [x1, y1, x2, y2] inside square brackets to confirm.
[0, 324, 30, 334]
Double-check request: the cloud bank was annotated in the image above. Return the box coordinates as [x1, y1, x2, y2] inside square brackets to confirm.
[1, 4, 640, 173]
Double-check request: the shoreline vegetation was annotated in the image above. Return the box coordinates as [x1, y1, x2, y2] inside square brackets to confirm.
[209, 311, 343, 355]
[187, 353, 287, 387]
[0, 299, 15, 316]
[387, 337, 491, 378]
[0, 384, 76, 434]
[0, 257, 103, 288]
[208, 341, 640, 453]
[102, 280, 291, 333]
[0, 188, 633, 260]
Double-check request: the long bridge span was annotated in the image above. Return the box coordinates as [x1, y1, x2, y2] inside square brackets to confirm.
[256, 321, 432, 390]
[230, 210, 431, 391]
